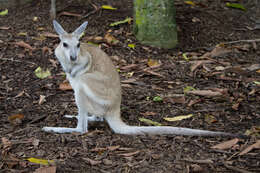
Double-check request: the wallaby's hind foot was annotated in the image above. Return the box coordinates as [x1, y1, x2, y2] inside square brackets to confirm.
[42, 126, 86, 133]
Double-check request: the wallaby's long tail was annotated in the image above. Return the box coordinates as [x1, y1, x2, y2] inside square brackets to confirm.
[105, 115, 247, 138]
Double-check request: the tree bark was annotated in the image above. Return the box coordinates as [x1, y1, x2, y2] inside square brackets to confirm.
[133, 0, 178, 49]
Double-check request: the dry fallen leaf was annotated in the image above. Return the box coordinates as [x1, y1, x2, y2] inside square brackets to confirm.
[107, 145, 120, 151]
[59, 11, 82, 17]
[165, 96, 186, 104]
[188, 99, 201, 107]
[8, 114, 25, 124]
[42, 32, 59, 38]
[15, 41, 35, 51]
[90, 147, 107, 152]
[204, 114, 217, 124]
[190, 60, 212, 72]
[140, 112, 157, 116]
[118, 151, 140, 157]
[121, 78, 137, 84]
[120, 64, 138, 71]
[190, 164, 203, 172]
[239, 140, 260, 156]
[14, 90, 25, 98]
[39, 95, 46, 105]
[186, 90, 222, 97]
[0, 26, 10, 30]
[143, 69, 165, 78]
[245, 126, 260, 137]
[201, 45, 232, 58]
[232, 102, 240, 110]
[34, 166, 56, 173]
[32, 138, 40, 147]
[83, 158, 102, 166]
[211, 138, 239, 150]
[59, 82, 72, 91]
[86, 36, 104, 43]
[2, 137, 12, 149]
[103, 159, 113, 165]
[104, 33, 119, 45]
[164, 114, 193, 122]
[147, 59, 160, 68]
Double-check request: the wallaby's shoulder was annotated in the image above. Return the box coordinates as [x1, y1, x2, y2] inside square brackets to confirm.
[81, 43, 113, 63]
[81, 43, 107, 58]
[81, 43, 117, 73]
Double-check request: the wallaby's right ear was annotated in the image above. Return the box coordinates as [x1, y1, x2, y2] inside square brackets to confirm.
[53, 20, 67, 36]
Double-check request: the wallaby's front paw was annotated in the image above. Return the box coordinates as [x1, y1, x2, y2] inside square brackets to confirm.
[64, 115, 78, 119]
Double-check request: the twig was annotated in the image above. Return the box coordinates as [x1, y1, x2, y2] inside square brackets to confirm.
[0, 57, 35, 65]
[181, 159, 213, 164]
[223, 162, 253, 173]
[222, 39, 260, 45]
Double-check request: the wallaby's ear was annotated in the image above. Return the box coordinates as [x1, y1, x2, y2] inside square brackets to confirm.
[72, 21, 88, 37]
[53, 20, 67, 36]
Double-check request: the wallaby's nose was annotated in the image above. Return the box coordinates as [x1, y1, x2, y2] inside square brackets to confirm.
[70, 55, 77, 61]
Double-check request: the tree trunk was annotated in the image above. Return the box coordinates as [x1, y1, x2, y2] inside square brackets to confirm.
[133, 0, 178, 49]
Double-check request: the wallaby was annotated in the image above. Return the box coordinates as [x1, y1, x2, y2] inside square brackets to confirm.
[42, 20, 246, 138]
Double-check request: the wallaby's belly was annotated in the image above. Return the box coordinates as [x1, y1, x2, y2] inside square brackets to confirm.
[69, 76, 112, 117]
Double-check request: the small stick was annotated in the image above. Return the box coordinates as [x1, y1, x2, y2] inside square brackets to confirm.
[223, 162, 253, 173]
[222, 39, 260, 44]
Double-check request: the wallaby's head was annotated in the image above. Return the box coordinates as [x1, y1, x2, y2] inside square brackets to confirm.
[53, 20, 88, 62]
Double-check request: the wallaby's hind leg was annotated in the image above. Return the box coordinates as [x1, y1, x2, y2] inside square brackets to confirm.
[64, 115, 104, 122]
[42, 111, 88, 133]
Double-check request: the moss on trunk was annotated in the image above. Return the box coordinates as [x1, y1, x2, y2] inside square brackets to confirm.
[133, 0, 178, 49]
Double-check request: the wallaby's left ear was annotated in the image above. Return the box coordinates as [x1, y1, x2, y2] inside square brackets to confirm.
[72, 21, 88, 38]
[53, 20, 67, 36]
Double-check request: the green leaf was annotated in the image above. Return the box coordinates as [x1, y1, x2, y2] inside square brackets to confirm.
[101, 5, 117, 10]
[164, 114, 193, 122]
[80, 31, 85, 38]
[128, 44, 135, 49]
[87, 41, 99, 47]
[34, 67, 51, 79]
[110, 17, 132, 26]
[226, 3, 246, 11]
[139, 118, 162, 126]
[27, 158, 54, 165]
[183, 86, 196, 94]
[253, 81, 260, 85]
[184, 1, 196, 6]
[0, 9, 8, 16]
[153, 96, 163, 102]
[182, 53, 189, 61]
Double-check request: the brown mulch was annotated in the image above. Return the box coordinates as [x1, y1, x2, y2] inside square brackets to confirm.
[0, 0, 259, 172]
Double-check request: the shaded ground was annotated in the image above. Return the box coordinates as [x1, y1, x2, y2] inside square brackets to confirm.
[0, 0, 259, 172]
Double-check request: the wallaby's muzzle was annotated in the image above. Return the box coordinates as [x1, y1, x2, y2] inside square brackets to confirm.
[70, 55, 77, 61]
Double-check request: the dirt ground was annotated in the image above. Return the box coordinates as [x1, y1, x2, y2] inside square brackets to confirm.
[0, 0, 260, 172]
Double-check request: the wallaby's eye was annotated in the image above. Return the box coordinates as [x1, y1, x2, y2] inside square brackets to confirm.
[77, 43, 80, 48]
[63, 42, 68, 48]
